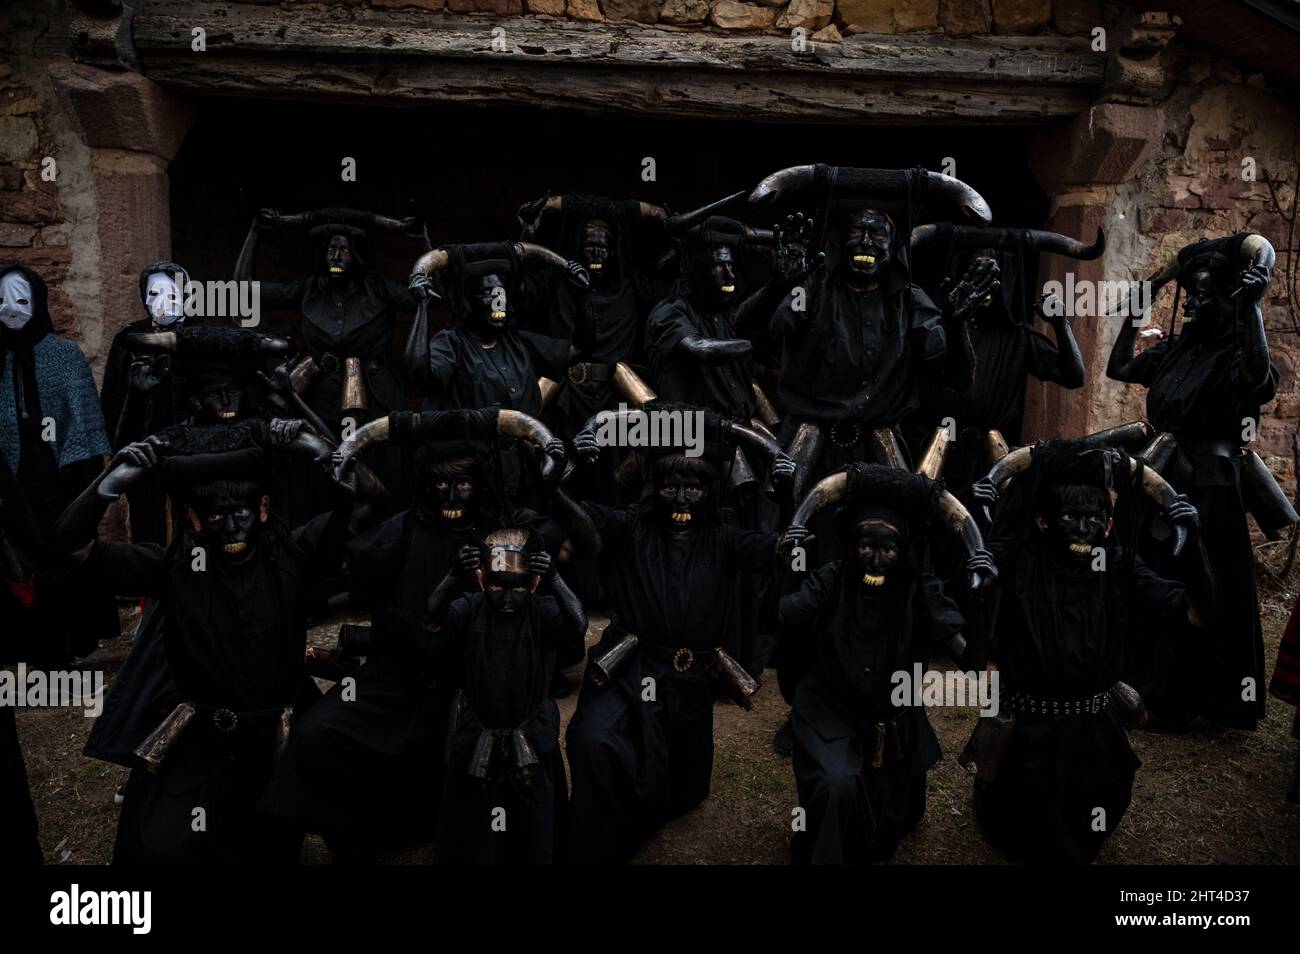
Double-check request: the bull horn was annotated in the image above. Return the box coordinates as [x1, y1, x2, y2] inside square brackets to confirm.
[1241, 233, 1276, 271]
[1130, 458, 1187, 557]
[515, 242, 572, 271]
[663, 190, 746, 234]
[984, 429, 1010, 469]
[126, 331, 178, 351]
[980, 446, 1033, 521]
[786, 422, 824, 501]
[910, 224, 1104, 260]
[413, 249, 450, 275]
[1082, 420, 1153, 450]
[935, 490, 991, 589]
[789, 471, 848, 529]
[727, 421, 786, 468]
[915, 426, 952, 480]
[1138, 431, 1177, 473]
[333, 416, 391, 481]
[498, 408, 561, 480]
[744, 227, 776, 246]
[639, 202, 667, 220]
[749, 165, 820, 206]
[751, 384, 781, 430]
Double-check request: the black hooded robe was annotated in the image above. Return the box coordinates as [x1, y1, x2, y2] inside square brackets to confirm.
[1118, 320, 1276, 730]
[428, 592, 576, 865]
[263, 463, 564, 857]
[84, 510, 342, 865]
[564, 503, 774, 864]
[976, 542, 1184, 863]
[781, 563, 962, 864]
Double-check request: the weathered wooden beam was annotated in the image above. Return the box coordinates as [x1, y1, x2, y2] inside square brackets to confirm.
[129, 1, 1105, 122]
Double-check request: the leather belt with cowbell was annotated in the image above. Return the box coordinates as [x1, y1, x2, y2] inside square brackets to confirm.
[567, 361, 614, 385]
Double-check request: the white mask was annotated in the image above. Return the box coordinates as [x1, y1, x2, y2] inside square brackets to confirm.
[0, 272, 34, 331]
[144, 271, 185, 326]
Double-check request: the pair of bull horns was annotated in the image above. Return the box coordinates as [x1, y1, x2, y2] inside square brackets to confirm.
[412, 242, 571, 277]
[910, 224, 1106, 260]
[786, 467, 990, 590]
[126, 330, 293, 355]
[748, 165, 993, 226]
[538, 195, 669, 220]
[980, 432, 1187, 557]
[97, 422, 333, 499]
[1141, 232, 1276, 300]
[573, 407, 786, 470]
[333, 408, 560, 482]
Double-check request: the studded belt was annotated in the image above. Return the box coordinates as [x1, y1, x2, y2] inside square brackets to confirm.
[829, 419, 864, 448]
[567, 361, 614, 385]
[1005, 689, 1112, 718]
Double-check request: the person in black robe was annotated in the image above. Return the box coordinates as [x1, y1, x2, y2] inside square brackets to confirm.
[100, 261, 193, 544]
[0, 265, 116, 666]
[52, 420, 356, 864]
[0, 454, 47, 864]
[398, 527, 587, 865]
[749, 167, 992, 752]
[1107, 232, 1277, 731]
[778, 464, 994, 863]
[81, 329, 296, 797]
[969, 439, 1212, 863]
[263, 406, 593, 862]
[411, 242, 583, 503]
[910, 225, 1095, 502]
[235, 206, 429, 519]
[563, 406, 795, 863]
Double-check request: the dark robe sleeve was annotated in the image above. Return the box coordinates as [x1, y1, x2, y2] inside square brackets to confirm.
[1122, 339, 1169, 388]
[727, 525, 777, 571]
[1128, 554, 1186, 623]
[83, 541, 167, 598]
[581, 501, 635, 548]
[908, 286, 946, 362]
[427, 329, 460, 391]
[290, 505, 351, 580]
[383, 276, 421, 310]
[517, 329, 572, 381]
[645, 298, 698, 360]
[257, 278, 307, 311]
[779, 562, 838, 628]
[1023, 328, 1061, 380]
[917, 573, 965, 647]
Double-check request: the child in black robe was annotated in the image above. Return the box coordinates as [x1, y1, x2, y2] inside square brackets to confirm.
[970, 439, 1212, 863]
[413, 528, 586, 865]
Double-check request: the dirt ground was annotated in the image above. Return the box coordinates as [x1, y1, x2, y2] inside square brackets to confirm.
[16, 562, 1300, 866]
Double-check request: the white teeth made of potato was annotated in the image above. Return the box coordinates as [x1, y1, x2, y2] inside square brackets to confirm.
[671, 512, 691, 523]
[589, 263, 603, 270]
[720, 285, 735, 292]
[223, 542, 246, 553]
[1069, 543, 1093, 554]
[490, 311, 507, 319]
[852, 255, 876, 264]
[220, 411, 237, 419]
[442, 509, 463, 519]
[329, 267, 344, 273]
[862, 574, 885, 586]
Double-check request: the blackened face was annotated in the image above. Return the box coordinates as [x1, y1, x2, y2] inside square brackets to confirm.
[325, 235, 354, 281]
[483, 570, 533, 618]
[429, 472, 478, 527]
[842, 210, 893, 284]
[473, 274, 509, 331]
[192, 377, 243, 423]
[655, 472, 706, 531]
[581, 221, 613, 278]
[1181, 268, 1215, 325]
[854, 520, 901, 589]
[705, 244, 739, 305]
[1037, 489, 1109, 562]
[189, 494, 266, 563]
